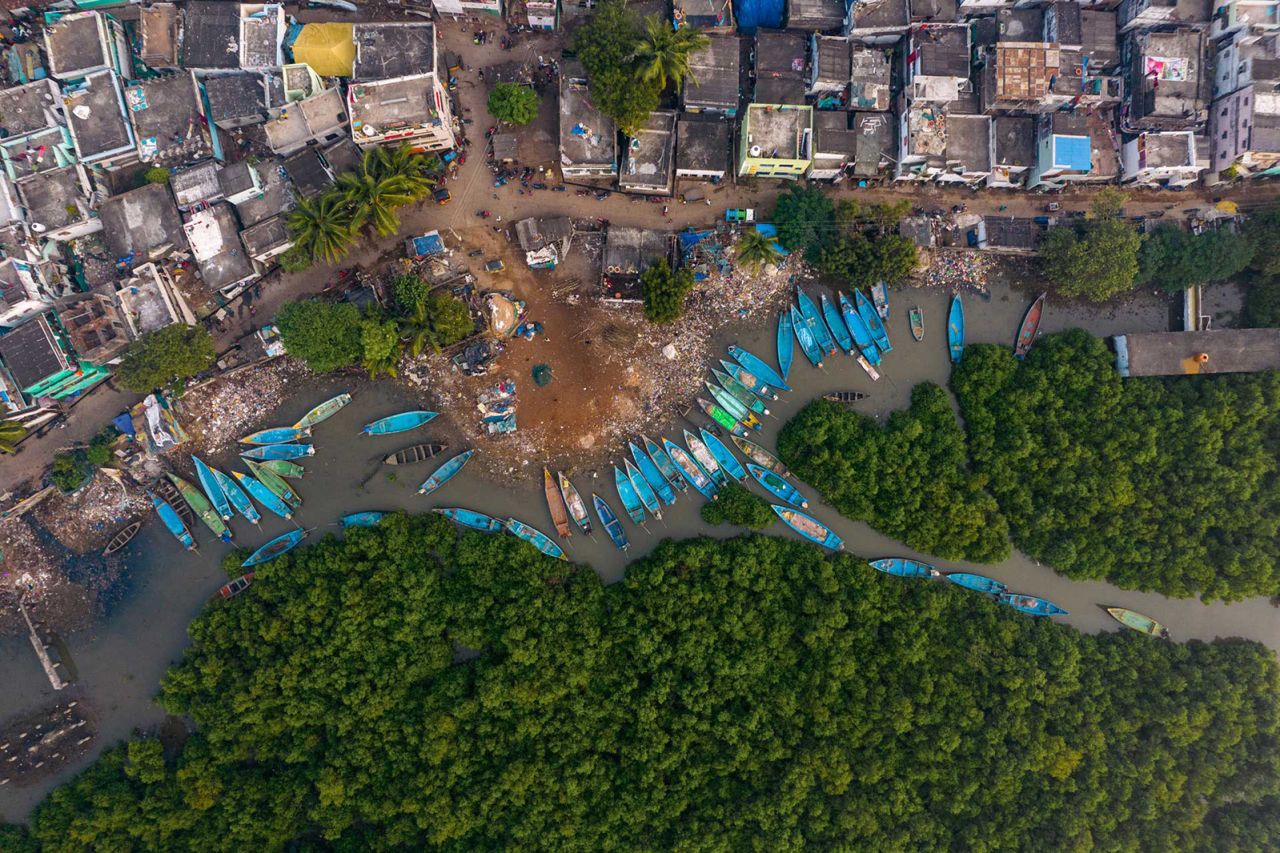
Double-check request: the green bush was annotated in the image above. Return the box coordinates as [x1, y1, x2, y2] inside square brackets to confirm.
[1038, 188, 1142, 301]
[1135, 224, 1254, 292]
[116, 325, 216, 393]
[143, 167, 170, 185]
[700, 481, 773, 528]
[639, 261, 694, 324]
[487, 83, 540, 125]
[50, 451, 89, 493]
[276, 301, 362, 372]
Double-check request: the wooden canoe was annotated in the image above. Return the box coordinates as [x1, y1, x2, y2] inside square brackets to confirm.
[153, 476, 194, 527]
[823, 391, 867, 403]
[543, 467, 572, 538]
[383, 443, 446, 465]
[1014, 292, 1046, 359]
[910, 306, 924, 342]
[1104, 606, 1170, 638]
[102, 520, 142, 556]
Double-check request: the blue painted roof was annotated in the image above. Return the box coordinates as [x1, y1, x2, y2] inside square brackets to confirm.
[1052, 135, 1092, 171]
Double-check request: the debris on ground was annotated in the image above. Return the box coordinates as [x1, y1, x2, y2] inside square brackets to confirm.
[924, 250, 992, 296]
[32, 474, 149, 555]
[178, 359, 311, 456]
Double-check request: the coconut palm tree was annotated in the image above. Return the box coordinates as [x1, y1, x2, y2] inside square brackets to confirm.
[339, 169, 419, 237]
[365, 145, 435, 200]
[0, 419, 25, 454]
[287, 195, 356, 265]
[633, 16, 709, 91]
[735, 228, 783, 272]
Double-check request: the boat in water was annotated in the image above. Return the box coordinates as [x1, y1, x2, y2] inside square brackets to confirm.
[384, 443, 447, 466]
[856, 355, 881, 382]
[871, 281, 890, 320]
[748, 463, 807, 508]
[417, 449, 475, 496]
[102, 520, 143, 556]
[711, 368, 768, 417]
[705, 383, 761, 429]
[838, 292, 881, 365]
[948, 295, 965, 364]
[696, 397, 753, 438]
[544, 468, 572, 538]
[1014, 292, 1046, 360]
[258, 458, 305, 479]
[790, 305, 824, 368]
[728, 345, 790, 393]
[910, 306, 924, 341]
[643, 436, 688, 492]
[1104, 606, 1169, 638]
[613, 466, 646, 525]
[776, 311, 794, 380]
[854, 289, 891, 353]
[823, 391, 867, 404]
[629, 443, 677, 505]
[245, 459, 302, 510]
[241, 443, 314, 461]
[592, 494, 630, 552]
[719, 359, 779, 401]
[240, 426, 310, 446]
[242, 528, 308, 568]
[869, 558, 939, 579]
[998, 592, 1068, 617]
[772, 506, 843, 551]
[168, 473, 232, 542]
[340, 511, 386, 528]
[218, 574, 254, 599]
[293, 392, 352, 429]
[504, 517, 567, 560]
[213, 468, 260, 525]
[664, 439, 718, 500]
[625, 459, 662, 518]
[945, 572, 1006, 595]
[193, 456, 232, 520]
[796, 288, 837, 356]
[557, 472, 594, 534]
[362, 410, 438, 436]
[232, 471, 293, 520]
[700, 429, 746, 481]
[436, 507, 504, 532]
[150, 493, 196, 551]
[731, 436, 791, 478]
[684, 429, 726, 486]
[821, 292, 855, 355]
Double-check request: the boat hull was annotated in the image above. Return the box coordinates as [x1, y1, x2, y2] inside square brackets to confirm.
[821, 293, 855, 354]
[711, 369, 768, 416]
[1014, 293, 1046, 359]
[246, 459, 301, 510]
[437, 507, 503, 532]
[544, 468, 573, 538]
[169, 473, 231, 542]
[796, 288, 836, 355]
[592, 495, 630, 551]
[772, 506, 843, 550]
[644, 436, 688, 491]
[728, 345, 790, 392]
[776, 311, 794, 380]
[341, 511, 386, 528]
[839, 292, 881, 365]
[385, 443, 447, 465]
[748, 463, 806, 508]
[362, 410, 438, 436]
[731, 436, 790, 478]
[870, 558, 937, 579]
[910, 307, 924, 342]
[700, 429, 746, 481]
[103, 521, 142, 556]
[417, 450, 474, 496]
[625, 459, 662, 517]
[293, 393, 352, 429]
[1104, 606, 1168, 637]
[614, 466, 646, 525]
[504, 518, 567, 560]
[697, 397, 752, 438]
[233, 471, 293, 519]
[240, 426, 309, 445]
[558, 472, 594, 533]
[945, 572, 1006, 595]
[664, 439, 717, 500]
[629, 443, 677, 505]
[214, 469, 260, 524]
[790, 305, 824, 367]
[149, 493, 195, 551]
[871, 281, 890, 320]
[855, 289, 891, 353]
[193, 456, 232, 520]
[720, 359, 779, 400]
[258, 459, 305, 479]
[241, 444, 314, 461]
[242, 529, 307, 567]
[948, 295, 965, 364]
[998, 592, 1068, 616]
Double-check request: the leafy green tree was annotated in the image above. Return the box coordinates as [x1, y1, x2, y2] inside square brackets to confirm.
[286, 194, 356, 266]
[1243, 275, 1280, 328]
[392, 273, 430, 313]
[0, 825, 37, 853]
[700, 481, 774, 528]
[734, 228, 782, 272]
[0, 418, 26, 454]
[640, 261, 695, 324]
[487, 83, 540, 125]
[873, 233, 919, 282]
[773, 184, 835, 261]
[1039, 188, 1141, 301]
[817, 233, 876, 285]
[338, 169, 420, 237]
[572, 0, 660, 135]
[275, 301, 362, 372]
[1135, 224, 1254, 292]
[399, 292, 474, 356]
[1245, 202, 1280, 278]
[360, 317, 402, 378]
[633, 15, 709, 90]
[50, 451, 90, 492]
[143, 167, 170, 185]
[84, 428, 115, 468]
[366, 143, 439, 187]
[116, 324, 215, 393]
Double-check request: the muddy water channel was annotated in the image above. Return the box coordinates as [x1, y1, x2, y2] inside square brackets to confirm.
[1, 278, 1274, 820]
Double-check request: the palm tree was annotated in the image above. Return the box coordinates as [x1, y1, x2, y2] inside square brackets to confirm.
[398, 298, 441, 357]
[633, 16, 709, 91]
[287, 195, 356, 265]
[735, 228, 783, 272]
[0, 419, 25, 454]
[365, 145, 435, 200]
[338, 170, 419, 237]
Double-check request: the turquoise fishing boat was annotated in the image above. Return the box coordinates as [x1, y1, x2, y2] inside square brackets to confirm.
[696, 397, 753, 439]
[245, 459, 301, 510]
[998, 592, 1068, 617]
[232, 471, 293, 520]
[871, 281, 890, 320]
[340, 511, 386, 528]
[417, 449, 475, 496]
[643, 436, 688, 492]
[241, 444, 314, 461]
[293, 392, 352, 429]
[362, 410, 438, 436]
[240, 426, 310, 446]
[242, 528, 308, 568]
[838, 292, 881, 365]
[592, 494, 630, 552]
[748, 463, 807, 508]
[436, 507, 504, 532]
[772, 506, 843, 551]
[776, 311, 794, 380]
[731, 436, 791, 478]
[149, 493, 196, 551]
[790, 305, 824, 368]
[613, 465, 646, 525]
[719, 359, 778, 400]
[684, 429, 726, 486]
[728, 345, 791, 393]
[625, 459, 662, 518]
[629, 442, 677, 505]
[504, 517, 567, 560]
[821, 292, 855, 355]
[711, 368, 769, 417]
[948, 295, 965, 364]
[213, 469, 260, 525]
[706, 382, 760, 429]
[193, 456, 232, 520]
[945, 572, 1006, 595]
[796, 288, 836, 355]
[663, 438, 718, 500]
[855, 289, 891, 353]
[700, 429, 746, 481]
[869, 558, 939, 579]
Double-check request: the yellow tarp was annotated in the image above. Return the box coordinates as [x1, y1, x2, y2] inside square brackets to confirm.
[291, 23, 355, 78]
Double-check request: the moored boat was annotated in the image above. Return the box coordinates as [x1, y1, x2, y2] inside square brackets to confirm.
[823, 391, 867, 403]
[854, 289, 891, 353]
[643, 436, 688, 492]
[684, 429, 726, 486]
[258, 458, 305, 479]
[592, 494, 630, 552]
[705, 382, 761, 429]
[871, 281, 890, 320]
[150, 493, 196, 551]
[870, 558, 939, 579]
[945, 572, 1006, 595]
[504, 517, 567, 560]
[700, 429, 746, 481]
[696, 397, 753, 438]
[748, 463, 807, 508]
[241, 443, 314, 461]
[240, 426, 310, 446]
[719, 359, 779, 400]
[362, 410, 438, 436]
[292, 392, 352, 429]
[153, 477, 194, 527]
[776, 311, 794, 380]
[193, 456, 232, 520]
[727, 345, 791, 393]
[948, 295, 965, 364]
[625, 459, 662, 518]
[245, 459, 301, 510]
[168, 473, 232, 542]
[790, 305, 824, 368]
[910, 306, 924, 342]
[821, 292, 855, 355]
[613, 466, 646, 525]
[796, 288, 837, 356]
[102, 520, 143, 556]
[856, 355, 881, 382]
[417, 449, 475, 496]
[838, 292, 881, 365]
[772, 506, 843, 551]
[557, 472, 594, 533]
[232, 471, 293, 520]
[384, 443, 447, 466]
[340, 511, 386, 528]
[242, 528, 308, 567]
[544, 467, 572, 538]
[998, 592, 1068, 617]
[213, 468, 261, 525]
[731, 436, 791, 478]
[436, 507, 504, 532]
[1014, 292, 1046, 360]
[664, 439, 718, 500]
[629, 443, 677, 505]
[218, 573, 254, 599]
[711, 368, 769, 417]
[1104, 606, 1170, 638]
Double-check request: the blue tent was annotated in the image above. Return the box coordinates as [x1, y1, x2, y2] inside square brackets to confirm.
[734, 0, 783, 32]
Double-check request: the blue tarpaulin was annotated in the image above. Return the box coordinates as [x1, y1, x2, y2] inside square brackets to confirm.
[754, 223, 789, 255]
[733, 0, 783, 32]
[112, 412, 136, 436]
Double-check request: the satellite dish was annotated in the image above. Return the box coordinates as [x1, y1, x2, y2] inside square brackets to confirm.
[362, 125, 377, 137]
[72, 105, 91, 120]
[750, 145, 762, 157]
[30, 222, 46, 233]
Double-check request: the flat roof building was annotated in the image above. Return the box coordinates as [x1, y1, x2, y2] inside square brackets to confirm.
[139, 3, 180, 69]
[1115, 329, 1280, 377]
[788, 0, 846, 31]
[620, 111, 677, 195]
[263, 87, 349, 155]
[348, 24, 455, 151]
[1030, 109, 1119, 187]
[906, 23, 970, 102]
[0, 258, 50, 330]
[899, 106, 992, 184]
[989, 115, 1036, 188]
[15, 165, 99, 242]
[125, 75, 212, 166]
[56, 288, 130, 365]
[183, 203, 255, 293]
[170, 160, 223, 210]
[810, 111, 860, 179]
[560, 60, 617, 179]
[1125, 28, 1209, 131]
[683, 36, 741, 114]
[98, 183, 186, 266]
[203, 72, 273, 130]
[849, 47, 891, 110]
[755, 30, 807, 105]
[63, 71, 136, 168]
[738, 103, 813, 179]
[239, 4, 285, 69]
[240, 214, 294, 267]
[43, 11, 127, 80]
[1121, 129, 1205, 187]
[677, 115, 730, 179]
[0, 80, 62, 141]
[602, 226, 670, 303]
[848, 0, 909, 46]
[117, 263, 194, 337]
[182, 2, 243, 70]
[809, 35, 850, 95]
[852, 111, 895, 177]
[674, 0, 734, 32]
[0, 313, 73, 395]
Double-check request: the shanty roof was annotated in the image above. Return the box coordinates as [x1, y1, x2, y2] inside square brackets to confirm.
[125, 75, 212, 166]
[182, 1, 242, 70]
[684, 35, 740, 112]
[353, 23, 436, 82]
[98, 183, 185, 261]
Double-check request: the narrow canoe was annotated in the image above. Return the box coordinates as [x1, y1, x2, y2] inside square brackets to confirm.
[869, 558, 938, 579]
[544, 467, 572, 538]
[241, 444, 314, 461]
[242, 528, 308, 568]
[383, 443, 447, 466]
[257, 458, 305, 479]
[193, 456, 232, 520]
[417, 449, 475, 496]
[910, 306, 924, 342]
[728, 345, 790, 393]
[790, 305, 824, 368]
[700, 429, 746, 481]
[629, 442, 677, 505]
[644, 436, 688, 492]
[711, 368, 769, 416]
[719, 359, 779, 401]
[706, 383, 761, 429]
[684, 429, 726, 486]
[362, 410, 438, 436]
[821, 292, 855, 355]
[102, 520, 142, 556]
[613, 466, 646, 525]
[150, 493, 196, 551]
[839, 292, 881, 365]
[772, 506, 843, 551]
[504, 517, 567, 560]
[823, 391, 867, 403]
[796, 288, 837, 355]
[855, 289, 891, 353]
[340, 511, 386, 528]
[696, 397, 752, 438]
[857, 355, 881, 381]
[625, 459, 662, 517]
[871, 281, 890, 320]
[592, 494, 630, 552]
[1014, 292, 1046, 360]
[232, 471, 293, 520]
[1104, 606, 1170, 638]
[664, 438, 718, 500]
[240, 426, 310, 446]
[557, 472, 594, 533]
[213, 468, 261, 524]
[218, 574, 254, 599]
[948, 295, 965, 364]
[731, 436, 791, 478]
[748, 463, 807, 507]
[293, 392, 352, 429]
[436, 507, 504, 532]
[245, 459, 302, 510]
[998, 592, 1068, 617]
[776, 311, 794, 380]
[168, 473, 232, 542]
[945, 572, 1007, 595]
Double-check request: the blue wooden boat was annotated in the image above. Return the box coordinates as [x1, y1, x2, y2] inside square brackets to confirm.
[293, 392, 352, 429]
[436, 507, 503, 532]
[417, 449, 474, 496]
[240, 444, 314, 461]
[340, 511, 386, 528]
[625, 459, 662, 518]
[700, 429, 746, 481]
[711, 368, 769, 417]
[592, 494, 630, 552]
[244, 459, 301, 510]
[630, 442, 677, 505]
[790, 305, 824, 368]
[232, 471, 293, 520]
[213, 468, 260, 525]
[838, 292, 881, 365]
[719, 359, 779, 401]
[945, 572, 1007, 595]
[642, 436, 687, 492]
[705, 383, 761, 429]
[613, 466, 646, 525]
[168, 473, 232, 543]
[240, 426, 310, 446]
[772, 506, 843, 551]
[948, 295, 965, 364]
[776, 311, 794, 380]
[748, 463, 807, 508]
[663, 438, 718, 500]
[557, 473, 593, 534]
[149, 493, 196, 551]
[193, 456, 232, 520]
[821, 293, 855, 355]
[855, 289, 891, 353]
[728, 345, 791, 393]
[504, 517, 567, 560]
[242, 529, 308, 568]
[998, 592, 1068, 617]
[871, 281, 890, 320]
[362, 410, 438, 436]
[684, 429, 726, 486]
[796, 288, 836, 355]
[869, 558, 939, 579]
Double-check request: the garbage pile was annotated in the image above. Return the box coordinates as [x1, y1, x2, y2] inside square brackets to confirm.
[179, 359, 309, 455]
[479, 380, 517, 435]
[924, 250, 992, 296]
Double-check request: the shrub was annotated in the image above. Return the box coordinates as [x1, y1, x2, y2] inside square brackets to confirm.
[487, 83, 540, 125]
[640, 262, 694, 324]
[276, 301, 363, 373]
[116, 325, 216, 393]
[700, 481, 774, 529]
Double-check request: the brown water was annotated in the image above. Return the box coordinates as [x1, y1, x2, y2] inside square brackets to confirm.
[2, 278, 1275, 821]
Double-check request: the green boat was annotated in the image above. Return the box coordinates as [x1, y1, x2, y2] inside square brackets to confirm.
[257, 458, 305, 479]
[293, 392, 352, 429]
[710, 368, 769, 417]
[696, 397, 752, 438]
[730, 436, 791, 479]
[245, 458, 302, 510]
[167, 473, 232, 543]
[1104, 606, 1170, 639]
